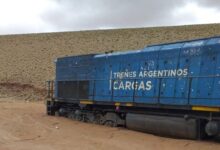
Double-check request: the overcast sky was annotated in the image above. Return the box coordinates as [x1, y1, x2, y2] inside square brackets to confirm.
[0, 0, 220, 35]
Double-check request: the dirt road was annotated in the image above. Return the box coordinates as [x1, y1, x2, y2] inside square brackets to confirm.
[0, 98, 219, 150]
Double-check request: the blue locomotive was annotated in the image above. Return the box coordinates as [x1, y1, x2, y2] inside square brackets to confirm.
[47, 36, 220, 139]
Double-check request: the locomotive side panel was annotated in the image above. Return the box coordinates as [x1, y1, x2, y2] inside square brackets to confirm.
[135, 48, 160, 104]
[189, 38, 220, 106]
[158, 43, 185, 105]
[54, 37, 220, 108]
[47, 36, 220, 139]
[55, 55, 94, 101]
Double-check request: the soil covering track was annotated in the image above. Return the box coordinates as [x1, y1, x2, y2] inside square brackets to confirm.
[0, 99, 219, 150]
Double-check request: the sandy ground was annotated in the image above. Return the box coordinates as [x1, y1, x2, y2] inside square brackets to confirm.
[0, 98, 219, 150]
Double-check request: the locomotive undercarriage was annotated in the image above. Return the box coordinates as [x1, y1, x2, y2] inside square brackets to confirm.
[47, 100, 220, 140]
[47, 101, 125, 127]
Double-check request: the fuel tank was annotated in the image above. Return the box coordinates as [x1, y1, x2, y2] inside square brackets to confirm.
[126, 113, 198, 139]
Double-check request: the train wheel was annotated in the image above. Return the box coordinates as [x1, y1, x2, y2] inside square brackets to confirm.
[104, 120, 117, 127]
[93, 113, 104, 125]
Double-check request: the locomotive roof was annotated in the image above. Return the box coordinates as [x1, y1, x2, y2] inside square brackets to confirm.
[94, 35, 220, 58]
[57, 35, 220, 60]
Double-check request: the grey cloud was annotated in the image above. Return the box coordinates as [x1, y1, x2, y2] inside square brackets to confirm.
[1, 0, 220, 34]
[194, 0, 220, 9]
[41, 0, 187, 31]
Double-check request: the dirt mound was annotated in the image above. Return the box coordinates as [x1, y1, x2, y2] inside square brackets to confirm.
[0, 82, 46, 101]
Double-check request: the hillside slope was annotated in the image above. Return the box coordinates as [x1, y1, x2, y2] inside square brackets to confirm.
[0, 24, 220, 100]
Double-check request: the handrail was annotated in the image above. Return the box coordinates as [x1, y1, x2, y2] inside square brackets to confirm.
[46, 80, 54, 99]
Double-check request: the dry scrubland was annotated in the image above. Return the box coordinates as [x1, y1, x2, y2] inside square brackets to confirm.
[1, 24, 220, 100]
